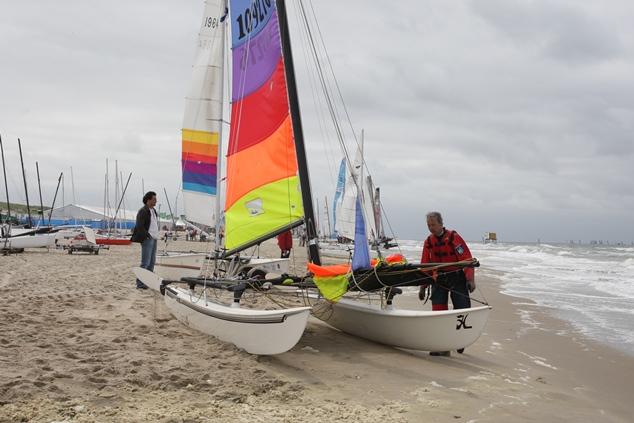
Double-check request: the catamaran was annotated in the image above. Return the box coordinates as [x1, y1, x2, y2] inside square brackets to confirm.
[136, 0, 491, 355]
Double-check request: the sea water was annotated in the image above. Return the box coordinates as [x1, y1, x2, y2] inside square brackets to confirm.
[395, 240, 634, 356]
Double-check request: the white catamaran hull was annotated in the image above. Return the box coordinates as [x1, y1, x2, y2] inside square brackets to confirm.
[155, 252, 208, 279]
[133, 267, 310, 355]
[310, 295, 491, 352]
[1, 232, 58, 250]
[244, 257, 289, 274]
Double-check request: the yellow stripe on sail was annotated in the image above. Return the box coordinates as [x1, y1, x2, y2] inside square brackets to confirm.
[224, 176, 303, 252]
[182, 129, 219, 158]
[182, 129, 219, 145]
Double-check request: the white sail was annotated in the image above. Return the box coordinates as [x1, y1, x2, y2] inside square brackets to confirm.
[181, 1, 226, 227]
[323, 196, 332, 238]
[335, 130, 377, 242]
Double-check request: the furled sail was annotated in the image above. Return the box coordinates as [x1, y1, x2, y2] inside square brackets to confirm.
[332, 158, 345, 237]
[224, 0, 303, 253]
[181, 0, 226, 227]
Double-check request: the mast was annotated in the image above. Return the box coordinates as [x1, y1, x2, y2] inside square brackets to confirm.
[110, 172, 132, 232]
[276, 0, 321, 265]
[48, 172, 63, 227]
[0, 134, 11, 222]
[70, 166, 77, 225]
[36, 162, 44, 227]
[18, 138, 33, 227]
[213, 1, 227, 251]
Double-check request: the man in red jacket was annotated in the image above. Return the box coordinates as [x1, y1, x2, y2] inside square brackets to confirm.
[420, 211, 476, 356]
[277, 230, 292, 258]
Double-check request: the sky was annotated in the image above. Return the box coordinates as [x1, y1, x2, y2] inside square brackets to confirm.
[1, 0, 633, 244]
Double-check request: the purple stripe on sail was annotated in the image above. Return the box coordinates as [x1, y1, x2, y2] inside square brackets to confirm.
[231, 11, 281, 102]
[182, 160, 217, 176]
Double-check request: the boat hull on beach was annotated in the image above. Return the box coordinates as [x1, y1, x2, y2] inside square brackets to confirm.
[310, 295, 491, 352]
[133, 267, 311, 355]
[94, 237, 132, 245]
[1, 232, 58, 251]
[154, 252, 208, 279]
[164, 286, 311, 355]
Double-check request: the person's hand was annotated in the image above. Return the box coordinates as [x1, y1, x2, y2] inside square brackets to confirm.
[467, 280, 476, 293]
[418, 285, 428, 301]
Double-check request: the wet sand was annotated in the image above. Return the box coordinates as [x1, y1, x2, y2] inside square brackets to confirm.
[1, 238, 633, 422]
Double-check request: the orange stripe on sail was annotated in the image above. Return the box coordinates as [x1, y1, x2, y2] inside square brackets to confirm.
[183, 140, 219, 158]
[225, 116, 296, 209]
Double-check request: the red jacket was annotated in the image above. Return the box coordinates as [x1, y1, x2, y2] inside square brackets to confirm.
[277, 230, 293, 250]
[421, 229, 474, 281]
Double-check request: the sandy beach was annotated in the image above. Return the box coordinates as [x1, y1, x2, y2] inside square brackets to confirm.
[1, 238, 633, 422]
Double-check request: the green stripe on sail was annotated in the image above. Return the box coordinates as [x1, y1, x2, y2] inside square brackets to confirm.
[225, 176, 303, 251]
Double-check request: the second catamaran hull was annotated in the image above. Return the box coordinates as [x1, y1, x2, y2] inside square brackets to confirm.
[164, 286, 310, 355]
[133, 267, 310, 355]
[155, 252, 208, 279]
[310, 295, 491, 352]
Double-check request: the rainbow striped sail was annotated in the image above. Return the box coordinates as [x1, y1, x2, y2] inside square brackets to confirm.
[224, 0, 303, 253]
[181, 0, 226, 227]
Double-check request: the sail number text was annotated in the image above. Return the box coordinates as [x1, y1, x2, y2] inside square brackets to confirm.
[204, 16, 220, 29]
[234, 0, 273, 40]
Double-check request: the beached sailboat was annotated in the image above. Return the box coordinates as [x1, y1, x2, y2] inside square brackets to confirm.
[137, 0, 490, 355]
[321, 136, 397, 258]
[137, 0, 314, 354]
[0, 135, 59, 252]
[1, 230, 58, 252]
[153, 0, 293, 281]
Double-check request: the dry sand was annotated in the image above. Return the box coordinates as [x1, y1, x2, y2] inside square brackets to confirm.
[1, 238, 633, 422]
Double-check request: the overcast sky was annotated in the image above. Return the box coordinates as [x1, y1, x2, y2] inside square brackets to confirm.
[1, 0, 633, 244]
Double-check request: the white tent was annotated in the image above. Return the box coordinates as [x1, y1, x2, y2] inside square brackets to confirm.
[44, 204, 137, 223]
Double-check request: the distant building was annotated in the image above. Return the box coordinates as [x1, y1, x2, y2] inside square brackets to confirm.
[43, 204, 137, 229]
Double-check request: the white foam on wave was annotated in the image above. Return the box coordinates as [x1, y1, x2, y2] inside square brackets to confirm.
[518, 351, 557, 369]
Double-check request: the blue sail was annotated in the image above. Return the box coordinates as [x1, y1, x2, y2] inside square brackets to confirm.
[332, 158, 345, 237]
[351, 195, 371, 270]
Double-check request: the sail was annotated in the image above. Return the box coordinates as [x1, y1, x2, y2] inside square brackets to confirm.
[373, 186, 384, 238]
[224, 0, 303, 253]
[332, 158, 345, 237]
[323, 197, 331, 238]
[351, 195, 371, 270]
[181, 0, 227, 227]
[336, 131, 378, 244]
[336, 149, 360, 241]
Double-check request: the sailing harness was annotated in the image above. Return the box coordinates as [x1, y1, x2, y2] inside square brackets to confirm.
[419, 230, 484, 305]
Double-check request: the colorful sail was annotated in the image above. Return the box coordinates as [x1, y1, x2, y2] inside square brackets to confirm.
[224, 0, 303, 253]
[181, 0, 226, 227]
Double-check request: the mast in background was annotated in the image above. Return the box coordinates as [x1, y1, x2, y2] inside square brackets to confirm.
[18, 138, 33, 227]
